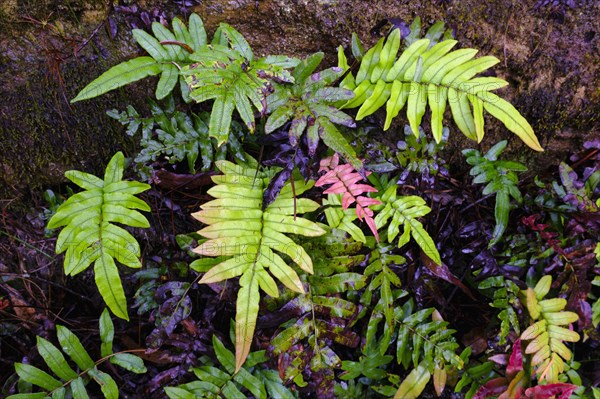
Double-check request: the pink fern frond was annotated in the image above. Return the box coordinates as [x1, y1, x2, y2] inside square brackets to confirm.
[315, 154, 381, 241]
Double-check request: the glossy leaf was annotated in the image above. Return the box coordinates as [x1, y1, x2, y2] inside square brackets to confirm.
[14, 363, 62, 391]
[394, 364, 431, 399]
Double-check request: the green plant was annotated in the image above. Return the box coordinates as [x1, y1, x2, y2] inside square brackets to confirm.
[478, 275, 521, 345]
[463, 140, 527, 247]
[191, 158, 325, 371]
[165, 335, 296, 399]
[342, 299, 464, 398]
[38, 188, 72, 237]
[454, 347, 496, 399]
[520, 275, 580, 384]
[395, 124, 448, 180]
[337, 28, 543, 151]
[182, 23, 298, 145]
[265, 234, 366, 396]
[8, 309, 146, 399]
[72, 13, 207, 102]
[107, 96, 246, 180]
[47, 152, 150, 320]
[373, 185, 441, 265]
[265, 52, 361, 169]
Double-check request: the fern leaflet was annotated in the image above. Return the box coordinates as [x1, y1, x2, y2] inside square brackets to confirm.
[373, 185, 441, 265]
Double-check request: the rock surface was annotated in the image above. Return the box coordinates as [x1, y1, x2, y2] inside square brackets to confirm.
[1, 0, 598, 208]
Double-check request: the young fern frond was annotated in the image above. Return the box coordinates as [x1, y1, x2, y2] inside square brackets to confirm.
[338, 28, 543, 151]
[315, 154, 382, 240]
[72, 13, 207, 102]
[8, 309, 146, 399]
[520, 275, 580, 384]
[47, 152, 151, 320]
[373, 185, 441, 265]
[192, 159, 325, 371]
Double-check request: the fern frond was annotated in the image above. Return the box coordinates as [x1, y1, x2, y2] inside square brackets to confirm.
[373, 185, 441, 265]
[478, 275, 521, 345]
[315, 154, 381, 240]
[260, 233, 365, 397]
[464, 141, 527, 247]
[165, 335, 295, 399]
[184, 24, 298, 145]
[520, 275, 580, 384]
[73, 13, 207, 102]
[265, 52, 361, 169]
[47, 152, 150, 320]
[109, 97, 247, 180]
[339, 28, 543, 151]
[8, 309, 146, 399]
[192, 159, 325, 371]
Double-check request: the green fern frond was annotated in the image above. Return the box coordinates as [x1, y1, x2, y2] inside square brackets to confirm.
[338, 28, 543, 151]
[191, 159, 325, 371]
[344, 298, 463, 398]
[165, 335, 296, 399]
[478, 275, 521, 345]
[463, 140, 527, 247]
[322, 194, 367, 243]
[373, 186, 441, 265]
[8, 309, 146, 399]
[183, 24, 298, 145]
[454, 347, 495, 399]
[48, 152, 150, 320]
[72, 13, 207, 103]
[520, 275, 580, 384]
[108, 96, 247, 180]
[265, 52, 361, 169]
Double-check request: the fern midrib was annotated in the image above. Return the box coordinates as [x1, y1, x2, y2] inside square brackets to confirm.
[237, 182, 267, 364]
[97, 189, 125, 316]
